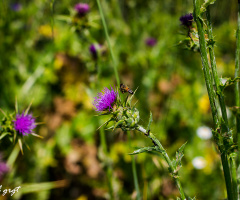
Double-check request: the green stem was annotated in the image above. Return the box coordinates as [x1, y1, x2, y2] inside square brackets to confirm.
[235, 0, 240, 156]
[96, 0, 120, 86]
[193, 1, 234, 199]
[230, 155, 238, 200]
[193, 0, 219, 127]
[136, 125, 186, 200]
[206, 7, 229, 130]
[127, 131, 141, 200]
[100, 127, 114, 199]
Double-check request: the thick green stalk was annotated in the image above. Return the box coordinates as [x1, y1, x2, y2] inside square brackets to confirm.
[193, 1, 234, 199]
[96, 0, 120, 86]
[100, 127, 114, 199]
[193, 1, 219, 127]
[235, 0, 240, 155]
[206, 7, 229, 130]
[234, 1, 240, 198]
[136, 125, 186, 200]
[127, 132, 141, 200]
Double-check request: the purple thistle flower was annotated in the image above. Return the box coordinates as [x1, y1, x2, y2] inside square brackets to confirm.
[13, 112, 37, 136]
[74, 3, 90, 16]
[145, 37, 157, 47]
[89, 44, 98, 59]
[93, 87, 118, 111]
[10, 3, 22, 12]
[180, 13, 193, 27]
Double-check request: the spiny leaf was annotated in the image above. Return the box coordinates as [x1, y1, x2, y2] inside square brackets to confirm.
[15, 96, 18, 113]
[218, 77, 240, 93]
[25, 101, 33, 115]
[96, 117, 113, 130]
[129, 146, 163, 155]
[172, 142, 187, 173]
[18, 139, 23, 155]
[0, 132, 10, 140]
[127, 86, 138, 106]
[200, 0, 217, 14]
[31, 133, 44, 139]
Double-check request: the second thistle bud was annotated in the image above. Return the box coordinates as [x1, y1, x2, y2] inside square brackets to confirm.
[113, 106, 140, 131]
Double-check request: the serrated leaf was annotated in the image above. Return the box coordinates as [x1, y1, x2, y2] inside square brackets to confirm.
[129, 146, 163, 155]
[200, 0, 217, 13]
[173, 142, 187, 172]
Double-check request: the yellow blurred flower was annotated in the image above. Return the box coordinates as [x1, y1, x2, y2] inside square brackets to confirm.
[38, 24, 57, 38]
[76, 195, 88, 200]
[198, 94, 210, 114]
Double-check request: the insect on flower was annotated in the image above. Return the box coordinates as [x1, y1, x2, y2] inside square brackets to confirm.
[120, 83, 133, 94]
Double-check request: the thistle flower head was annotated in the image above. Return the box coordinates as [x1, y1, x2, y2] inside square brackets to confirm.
[89, 44, 98, 59]
[74, 3, 90, 16]
[13, 112, 37, 136]
[180, 13, 193, 27]
[145, 37, 157, 47]
[93, 87, 118, 111]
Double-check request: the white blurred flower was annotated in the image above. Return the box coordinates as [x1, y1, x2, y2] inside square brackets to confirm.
[196, 126, 212, 140]
[192, 156, 206, 169]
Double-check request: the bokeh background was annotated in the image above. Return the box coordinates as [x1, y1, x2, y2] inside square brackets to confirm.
[0, 0, 238, 199]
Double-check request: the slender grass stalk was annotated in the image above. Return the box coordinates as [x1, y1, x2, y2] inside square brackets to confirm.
[100, 127, 114, 199]
[96, 0, 120, 86]
[50, 0, 55, 40]
[136, 125, 186, 200]
[193, 1, 234, 199]
[127, 131, 141, 200]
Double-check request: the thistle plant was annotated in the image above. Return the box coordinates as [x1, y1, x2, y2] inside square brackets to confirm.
[0, 101, 42, 153]
[177, 0, 240, 199]
[93, 86, 189, 200]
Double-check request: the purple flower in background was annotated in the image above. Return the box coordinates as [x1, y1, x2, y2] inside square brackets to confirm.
[93, 87, 118, 111]
[0, 162, 8, 179]
[89, 44, 98, 59]
[145, 37, 157, 47]
[13, 112, 37, 136]
[74, 3, 90, 16]
[0, 154, 9, 180]
[180, 13, 193, 27]
[10, 3, 22, 11]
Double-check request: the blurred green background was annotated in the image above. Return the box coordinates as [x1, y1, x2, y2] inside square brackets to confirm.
[0, 0, 238, 199]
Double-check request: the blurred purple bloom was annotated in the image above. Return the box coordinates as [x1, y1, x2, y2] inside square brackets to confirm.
[89, 44, 98, 59]
[0, 162, 8, 179]
[93, 87, 118, 111]
[13, 112, 36, 136]
[145, 38, 157, 47]
[74, 3, 90, 16]
[180, 13, 193, 27]
[10, 3, 22, 11]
